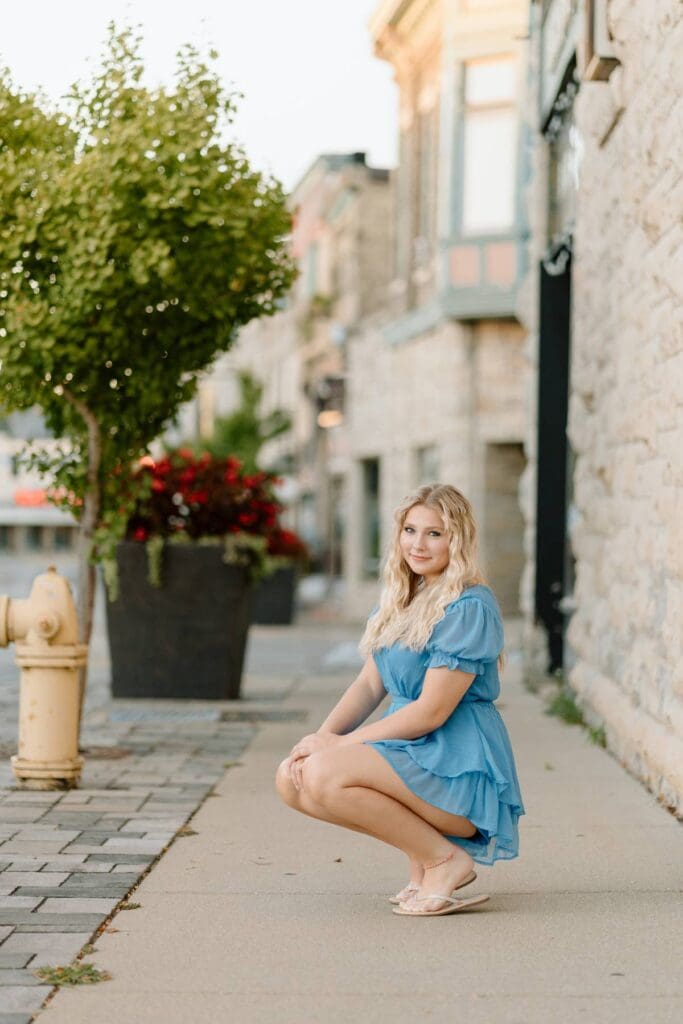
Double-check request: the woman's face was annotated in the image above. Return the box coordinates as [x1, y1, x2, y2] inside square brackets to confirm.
[399, 504, 450, 585]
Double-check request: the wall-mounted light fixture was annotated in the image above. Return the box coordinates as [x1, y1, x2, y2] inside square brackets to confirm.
[317, 409, 344, 429]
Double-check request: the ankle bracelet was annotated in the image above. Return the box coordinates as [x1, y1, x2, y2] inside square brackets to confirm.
[423, 852, 454, 870]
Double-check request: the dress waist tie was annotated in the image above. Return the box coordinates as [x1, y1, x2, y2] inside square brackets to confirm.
[389, 694, 490, 713]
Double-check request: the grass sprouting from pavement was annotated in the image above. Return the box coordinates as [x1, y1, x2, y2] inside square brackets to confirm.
[34, 963, 111, 986]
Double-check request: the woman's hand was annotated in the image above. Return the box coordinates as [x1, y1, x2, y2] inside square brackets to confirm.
[288, 731, 342, 761]
[284, 731, 344, 792]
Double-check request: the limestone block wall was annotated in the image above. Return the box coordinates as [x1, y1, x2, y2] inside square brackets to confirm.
[344, 317, 527, 618]
[344, 318, 472, 618]
[563, 3, 683, 812]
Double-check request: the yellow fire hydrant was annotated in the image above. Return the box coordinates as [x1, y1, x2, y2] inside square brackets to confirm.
[0, 565, 87, 789]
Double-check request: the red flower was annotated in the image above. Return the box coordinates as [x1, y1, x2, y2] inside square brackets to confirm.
[123, 452, 284, 545]
[242, 472, 267, 488]
[267, 527, 309, 560]
[187, 490, 209, 505]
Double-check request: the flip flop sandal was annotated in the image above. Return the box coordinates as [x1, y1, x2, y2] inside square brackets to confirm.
[388, 868, 477, 905]
[393, 892, 490, 917]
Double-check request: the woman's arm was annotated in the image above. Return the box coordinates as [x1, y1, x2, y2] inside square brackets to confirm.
[338, 665, 475, 745]
[283, 657, 387, 787]
[317, 656, 387, 734]
[286, 664, 478, 795]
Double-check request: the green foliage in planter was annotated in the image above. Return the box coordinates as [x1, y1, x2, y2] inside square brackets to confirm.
[145, 535, 166, 590]
[107, 449, 287, 593]
[222, 531, 273, 583]
[123, 532, 274, 593]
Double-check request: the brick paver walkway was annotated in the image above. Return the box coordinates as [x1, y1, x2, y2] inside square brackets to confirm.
[0, 584, 361, 1024]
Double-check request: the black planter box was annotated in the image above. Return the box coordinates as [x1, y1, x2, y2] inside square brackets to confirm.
[250, 564, 297, 625]
[106, 541, 252, 700]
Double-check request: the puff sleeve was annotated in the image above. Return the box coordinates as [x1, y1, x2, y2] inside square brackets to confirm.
[425, 598, 503, 675]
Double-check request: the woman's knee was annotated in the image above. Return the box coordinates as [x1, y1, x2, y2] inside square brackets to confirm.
[300, 752, 336, 804]
[275, 759, 298, 806]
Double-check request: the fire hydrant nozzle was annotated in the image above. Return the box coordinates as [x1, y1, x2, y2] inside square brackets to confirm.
[2, 567, 87, 790]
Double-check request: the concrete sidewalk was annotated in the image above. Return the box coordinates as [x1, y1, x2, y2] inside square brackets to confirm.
[31, 629, 683, 1023]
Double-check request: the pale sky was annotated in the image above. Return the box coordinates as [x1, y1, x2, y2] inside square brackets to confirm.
[1, 0, 398, 191]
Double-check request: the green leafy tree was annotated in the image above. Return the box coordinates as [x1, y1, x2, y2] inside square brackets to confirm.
[0, 25, 296, 726]
[200, 370, 291, 472]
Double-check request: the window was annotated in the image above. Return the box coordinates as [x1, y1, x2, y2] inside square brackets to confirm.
[361, 458, 381, 579]
[395, 78, 439, 290]
[395, 129, 413, 281]
[298, 492, 318, 566]
[54, 526, 74, 551]
[416, 103, 439, 259]
[414, 445, 440, 486]
[483, 443, 526, 616]
[25, 525, 43, 551]
[327, 475, 345, 576]
[461, 57, 518, 235]
[304, 243, 318, 299]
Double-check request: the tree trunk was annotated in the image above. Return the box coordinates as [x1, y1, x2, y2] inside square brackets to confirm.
[63, 390, 101, 743]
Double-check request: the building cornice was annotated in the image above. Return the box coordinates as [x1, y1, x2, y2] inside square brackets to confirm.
[369, 0, 440, 62]
[368, 0, 413, 38]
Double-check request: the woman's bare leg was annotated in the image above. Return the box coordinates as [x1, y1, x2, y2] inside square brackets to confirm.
[276, 759, 421, 892]
[276, 758, 376, 837]
[299, 745, 479, 910]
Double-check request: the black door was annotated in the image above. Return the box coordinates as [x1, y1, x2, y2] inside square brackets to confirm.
[535, 247, 572, 672]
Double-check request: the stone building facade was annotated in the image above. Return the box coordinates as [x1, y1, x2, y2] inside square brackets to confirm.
[188, 152, 393, 571]
[344, 0, 531, 619]
[520, 0, 683, 812]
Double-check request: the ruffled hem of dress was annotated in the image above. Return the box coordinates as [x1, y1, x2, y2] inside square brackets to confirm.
[367, 741, 525, 866]
[373, 726, 511, 792]
[425, 650, 485, 675]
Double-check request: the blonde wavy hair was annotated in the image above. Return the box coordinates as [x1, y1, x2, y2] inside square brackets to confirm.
[359, 483, 494, 659]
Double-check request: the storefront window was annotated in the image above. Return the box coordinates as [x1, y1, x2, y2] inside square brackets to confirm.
[461, 57, 518, 234]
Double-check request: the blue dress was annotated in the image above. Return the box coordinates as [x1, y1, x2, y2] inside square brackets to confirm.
[365, 584, 525, 866]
